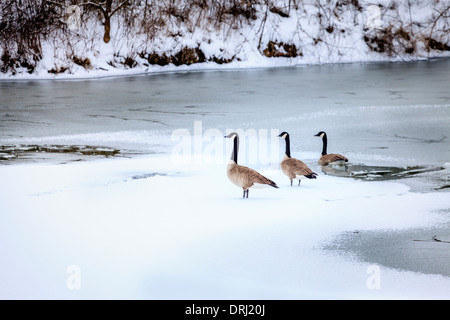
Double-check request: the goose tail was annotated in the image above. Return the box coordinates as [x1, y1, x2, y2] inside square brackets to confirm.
[306, 172, 318, 179]
[269, 180, 279, 188]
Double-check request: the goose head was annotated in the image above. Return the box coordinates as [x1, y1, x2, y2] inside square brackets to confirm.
[278, 132, 289, 139]
[224, 132, 239, 140]
[314, 131, 326, 139]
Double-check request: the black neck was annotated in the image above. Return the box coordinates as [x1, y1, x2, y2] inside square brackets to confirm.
[321, 134, 328, 156]
[284, 135, 291, 158]
[231, 136, 238, 163]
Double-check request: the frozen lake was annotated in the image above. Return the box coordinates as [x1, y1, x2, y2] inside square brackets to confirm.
[1, 59, 450, 299]
[1, 58, 450, 166]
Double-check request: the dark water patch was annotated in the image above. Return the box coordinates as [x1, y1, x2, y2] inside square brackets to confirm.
[388, 90, 404, 95]
[2, 119, 52, 125]
[0, 144, 121, 163]
[128, 106, 153, 112]
[131, 172, 167, 180]
[323, 222, 450, 277]
[239, 90, 257, 95]
[366, 131, 448, 145]
[126, 106, 211, 116]
[139, 109, 209, 116]
[368, 146, 388, 150]
[24, 103, 47, 108]
[320, 164, 445, 181]
[86, 114, 167, 125]
[393, 134, 447, 144]
[55, 96, 75, 100]
[414, 235, 450, 244]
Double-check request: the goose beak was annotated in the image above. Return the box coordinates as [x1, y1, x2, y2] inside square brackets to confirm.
[314, 133, 320, 137]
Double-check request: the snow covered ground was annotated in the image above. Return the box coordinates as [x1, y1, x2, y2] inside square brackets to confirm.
[1, 153, 449, 299]
[1, 57, 449, 299]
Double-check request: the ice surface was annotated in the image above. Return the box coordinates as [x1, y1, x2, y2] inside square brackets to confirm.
[1, 59, 450, 166]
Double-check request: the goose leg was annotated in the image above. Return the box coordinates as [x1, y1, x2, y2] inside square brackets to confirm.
[298, 180, 301, 186]
[246, 189, 249, 198]
[242, 189, 245, 198]
[290, 180, 293, 186]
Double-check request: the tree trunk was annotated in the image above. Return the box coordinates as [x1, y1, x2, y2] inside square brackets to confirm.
[103, 0, 112, 43]
[103, 14, 111, 43]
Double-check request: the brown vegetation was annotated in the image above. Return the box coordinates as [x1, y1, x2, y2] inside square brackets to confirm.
[0, 1, 449, 75]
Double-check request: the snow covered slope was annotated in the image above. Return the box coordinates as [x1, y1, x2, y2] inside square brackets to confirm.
[1, 0, 449, 79]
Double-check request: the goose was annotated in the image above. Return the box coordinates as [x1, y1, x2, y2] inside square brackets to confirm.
[225, 132, 278, 198]
[314, 131, 349, 166]
[278, 132, 318, 186]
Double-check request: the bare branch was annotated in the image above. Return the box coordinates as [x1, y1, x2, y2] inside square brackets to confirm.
[43, 0, 64, 7]
[110, 0, 129, 17]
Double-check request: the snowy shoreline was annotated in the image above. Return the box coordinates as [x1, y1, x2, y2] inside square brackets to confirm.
[3, 0, 450, 83]
[1, 55, 449, 82]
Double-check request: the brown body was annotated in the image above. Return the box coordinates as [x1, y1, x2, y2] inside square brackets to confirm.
[280, 155, 317, 186]
[318, 153, 349, 166]
[281, 156, 316, 180]
[227, 160, 278, 191]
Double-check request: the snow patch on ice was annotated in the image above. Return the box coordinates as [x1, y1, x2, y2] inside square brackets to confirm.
[1, 154, 449, 299]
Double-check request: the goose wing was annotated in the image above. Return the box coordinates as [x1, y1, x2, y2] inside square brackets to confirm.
[320, 153, 348, 164]
[284, 158, 316, 176]
[239, 165, 279, 188]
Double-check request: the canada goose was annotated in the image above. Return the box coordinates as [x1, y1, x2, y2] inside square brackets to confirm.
[278, 132, 318, 186]
[314, 131, 349, 166]
[224, 132, 278, 198]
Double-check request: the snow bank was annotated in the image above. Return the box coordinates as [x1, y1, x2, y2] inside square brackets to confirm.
[1, 0, 449, 80]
